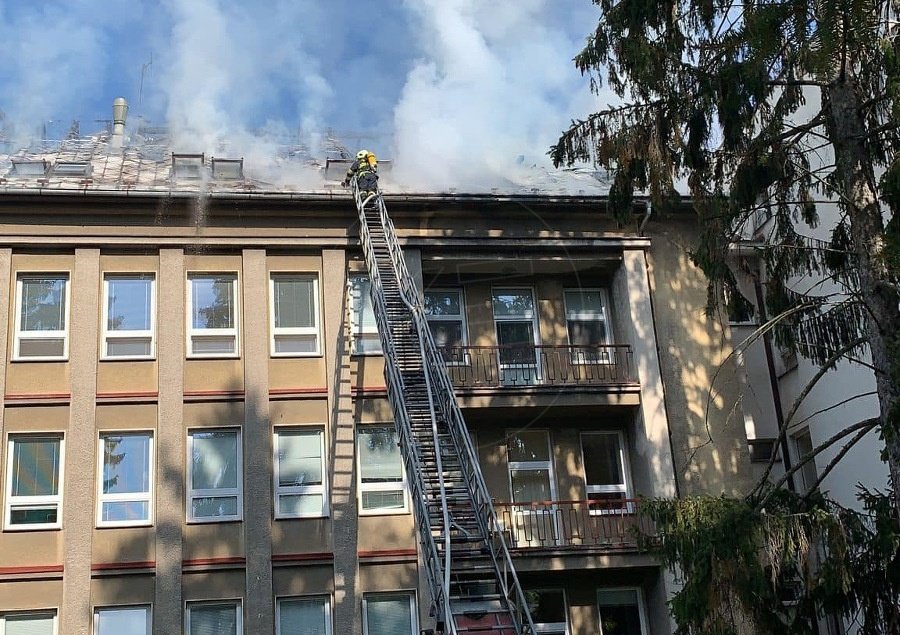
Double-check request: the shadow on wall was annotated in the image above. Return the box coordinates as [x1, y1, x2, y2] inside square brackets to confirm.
[644, 219, 756, 497]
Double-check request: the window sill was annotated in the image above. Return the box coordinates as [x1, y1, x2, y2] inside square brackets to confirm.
[99, 356, 156, 362]
[185, 355, 241, 361]
[274, 514, 330, 520]
[270, 353, 323, 359]
[96, 521, 153, 529]
[358, 509, 411, 517]
[3, 524, 62, 532]
[11, 357, 68, 363]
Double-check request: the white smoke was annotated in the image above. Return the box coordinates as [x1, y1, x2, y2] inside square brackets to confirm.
[159, 0, 332, 162]
[391, 0, 607, 191]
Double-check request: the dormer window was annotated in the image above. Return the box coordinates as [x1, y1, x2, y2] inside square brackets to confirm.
[172, 153, 205, 180]
[9, 159, 48, 177]
[50, 161, 92, 178]
[211, 158, 243, 180]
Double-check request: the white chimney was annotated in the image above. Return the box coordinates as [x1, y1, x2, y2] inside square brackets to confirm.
[111, 97, 128, 148]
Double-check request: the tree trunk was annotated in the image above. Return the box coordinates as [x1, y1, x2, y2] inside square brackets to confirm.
[824, 77, 900, 513]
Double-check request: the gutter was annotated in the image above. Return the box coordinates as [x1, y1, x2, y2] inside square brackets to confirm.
[638, 199, 653, 235]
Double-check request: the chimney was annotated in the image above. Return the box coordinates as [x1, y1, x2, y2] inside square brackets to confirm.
[111, 97, 128, 148]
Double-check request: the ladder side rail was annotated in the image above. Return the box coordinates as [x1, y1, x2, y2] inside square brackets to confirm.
[370, 195, 456, 630]
[370, 190, 537, 635]
[353, 179, 457, 635]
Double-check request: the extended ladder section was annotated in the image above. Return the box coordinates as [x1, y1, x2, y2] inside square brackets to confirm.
[352, 181, 536, 635]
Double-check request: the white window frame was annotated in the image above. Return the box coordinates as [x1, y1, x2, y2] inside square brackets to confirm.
[597, 587, 649, 635]
[13, 273, 71, 361]
[792, 428, 818, 493]
[361, 592, 417, 635]
[101, 274, 156, 360]
[564, 288, 613, 354]
[186, 428, 243, 523]
[356, 425, 409, 516]
[492, 286, 541, 378]
[273, 426, 328, 519]
[526, 588, 569, 635]
[93, 604, 151, 635]
[0, 610, 59, 634]
[186, 272, 240, 359]
[424, 287, 468, 364]
[96, 432, 154, 528]
[269, 273, 321, 358]
[580, 431, 633, 515]
[507, 429, 558, 503]
[4, 434, 65, 531]
[275, 595, 332, 635]
[349, 274, 381, 356]
[184, 600, 242, 635]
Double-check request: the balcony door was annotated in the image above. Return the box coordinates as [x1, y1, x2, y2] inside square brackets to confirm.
[506, 429, 558, 547]
[492, 288, 540, 385]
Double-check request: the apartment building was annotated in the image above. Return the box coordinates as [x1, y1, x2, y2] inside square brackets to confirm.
[0, 138, 754, 634]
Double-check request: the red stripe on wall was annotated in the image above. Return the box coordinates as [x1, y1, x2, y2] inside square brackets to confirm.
[91, 560, 155, 571]
[0, 564, 64, 575]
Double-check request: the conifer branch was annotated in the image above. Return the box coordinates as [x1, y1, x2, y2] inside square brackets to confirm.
[752, 337, 868, 495]
[761, 417, 879, 501]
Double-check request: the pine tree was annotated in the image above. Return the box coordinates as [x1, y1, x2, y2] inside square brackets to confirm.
[553, 1, 900, 631]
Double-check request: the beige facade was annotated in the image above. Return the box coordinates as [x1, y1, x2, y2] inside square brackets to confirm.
[0, 191, 753, 634]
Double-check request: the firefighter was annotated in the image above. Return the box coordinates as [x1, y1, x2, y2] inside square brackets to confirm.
[342, 150, 378, 197]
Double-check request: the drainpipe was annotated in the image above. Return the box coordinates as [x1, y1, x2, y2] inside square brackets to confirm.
[752, 268, 796, 491]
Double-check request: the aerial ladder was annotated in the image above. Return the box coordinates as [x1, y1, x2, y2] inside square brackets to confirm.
[350, 177, 537, 635]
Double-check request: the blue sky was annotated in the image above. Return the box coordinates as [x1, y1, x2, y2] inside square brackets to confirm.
[0, 1, 608, 187]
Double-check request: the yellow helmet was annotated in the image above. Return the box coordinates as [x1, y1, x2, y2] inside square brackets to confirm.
[356, 150, 368, 160]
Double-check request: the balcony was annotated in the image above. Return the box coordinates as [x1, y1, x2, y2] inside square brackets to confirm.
[438, 344, 636, 389]
[495, 499, 652, 551]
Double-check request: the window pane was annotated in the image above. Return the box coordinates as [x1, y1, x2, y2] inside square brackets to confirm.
[191, 276, 235, 329]
[188, 603, 238, 635]
[17, 338, 65, 358]
[353, 334, 382, 355]
[598, 590, 643, 635]
[191, 431, 238, 490]
[794, 431, 817, 492]
[191, 496, 239, 518]
[107, 277, 152, 331]
[106, 337, 152, 357]
[278, 430, 323, 487]
[351, 277, 377, 330]
[567, 320, 607, 347]
[102, 501, 150, 522]
[191, 336, 236, 355]
[428, 322, 463, 348]
[583, 435, 624, 487]
[95, 606, 149, 635]
[278, 598, 328, 635]
[365, 596, 412, 635]
[278, 494, 324, 516]
[507, 430, 550, 462]
[274, 276, 315, 329]
[361, 490, 405, 511]
[565, 290, 604, 315]
[526, 589, 567, 624]
[274, 334, 317, 354]
[492, 290, 534, 317]
[3, 613, 55, 635]
[358, 428, 402, 482]
[497, 322, 534, 352]
[10, 507, 58, 525]
[11, 437, 60, 497]
[510, 469, 552, 503]
[102, 435, 151, 495]
[20, 277, 66, 331]
[424, 291, 461, 316]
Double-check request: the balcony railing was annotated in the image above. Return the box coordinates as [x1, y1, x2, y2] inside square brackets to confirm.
[494, 499, 653, 551]
[438, 344, 636, 388]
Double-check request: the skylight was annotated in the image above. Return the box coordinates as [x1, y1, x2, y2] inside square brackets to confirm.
[9, 159, 48, 177]
[211, 158, 243, 180]
[171, 153, 205, 180]
[50, 161, 92, 178]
